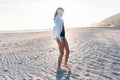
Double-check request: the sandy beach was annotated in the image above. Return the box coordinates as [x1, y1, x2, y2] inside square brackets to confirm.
[0, 27, 120, 80]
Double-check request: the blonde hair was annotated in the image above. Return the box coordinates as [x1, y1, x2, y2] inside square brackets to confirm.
[54, 7, 64, 20]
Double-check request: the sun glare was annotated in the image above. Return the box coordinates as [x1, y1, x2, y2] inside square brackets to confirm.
[0, 0, 120, 30]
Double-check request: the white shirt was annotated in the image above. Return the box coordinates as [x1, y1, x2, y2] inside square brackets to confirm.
[52, 14, 64, 42]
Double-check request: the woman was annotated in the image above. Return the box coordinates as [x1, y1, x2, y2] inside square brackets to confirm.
[53, 7, 70, 71]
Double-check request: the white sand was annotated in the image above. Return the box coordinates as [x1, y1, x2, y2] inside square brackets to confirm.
[0, 28, 120, 80]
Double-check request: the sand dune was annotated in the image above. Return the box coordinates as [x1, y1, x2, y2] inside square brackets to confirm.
[0, 28, 120, 80]
[91, 12, 120, 27]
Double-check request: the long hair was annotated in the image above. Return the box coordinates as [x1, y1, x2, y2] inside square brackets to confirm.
[54, 7, 64, 20]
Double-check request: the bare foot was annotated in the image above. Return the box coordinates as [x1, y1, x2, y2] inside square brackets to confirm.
[57, 68, 66, 72]
[63, 66, 71, 71]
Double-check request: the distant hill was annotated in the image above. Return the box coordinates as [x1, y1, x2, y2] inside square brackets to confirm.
[91, 13, 120, 28]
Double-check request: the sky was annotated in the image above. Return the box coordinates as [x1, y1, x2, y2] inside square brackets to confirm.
[0, 0, 120, 30]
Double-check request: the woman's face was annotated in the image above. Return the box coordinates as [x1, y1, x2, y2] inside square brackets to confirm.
[61, 10, 64, 17]
[57, 9, 64, 17]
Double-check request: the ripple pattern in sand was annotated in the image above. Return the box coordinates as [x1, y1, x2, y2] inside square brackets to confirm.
[0, 28, 120, 80]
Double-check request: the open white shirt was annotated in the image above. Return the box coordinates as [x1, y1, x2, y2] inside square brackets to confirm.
[52, 15, 64, 42]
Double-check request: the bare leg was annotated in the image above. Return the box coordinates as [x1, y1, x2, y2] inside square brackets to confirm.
[63, 38, 70, 70]
[56, 39, 64, 71]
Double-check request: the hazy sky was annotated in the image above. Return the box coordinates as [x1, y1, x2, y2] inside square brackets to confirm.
[0, 0, 120, 30]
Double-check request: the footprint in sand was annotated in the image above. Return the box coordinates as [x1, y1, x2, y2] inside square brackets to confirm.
[3, 69, 9, 72]
[28, 74, 43, 80]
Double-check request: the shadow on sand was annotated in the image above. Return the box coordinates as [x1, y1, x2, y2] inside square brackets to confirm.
[56, 71, 71, 80]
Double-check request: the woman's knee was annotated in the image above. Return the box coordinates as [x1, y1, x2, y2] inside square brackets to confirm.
[59, 52, 64, 56]
[66, 49, 70, 54]
[65, 46, 70, 54]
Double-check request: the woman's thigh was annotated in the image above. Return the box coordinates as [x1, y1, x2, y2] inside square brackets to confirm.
[56, 39, 64, 52]
[64, 38, 70, 53]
